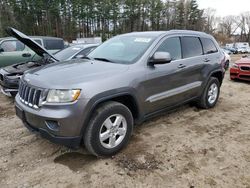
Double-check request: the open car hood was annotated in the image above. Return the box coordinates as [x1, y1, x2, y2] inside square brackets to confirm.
[5, 27, 58, 61]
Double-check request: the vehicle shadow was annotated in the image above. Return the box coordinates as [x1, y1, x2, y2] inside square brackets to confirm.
[231, 79, 250, 85]
[54, 151, 97, 171]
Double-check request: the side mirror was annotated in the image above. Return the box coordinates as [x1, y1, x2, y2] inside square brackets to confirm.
[75, 54, 85, 59]
[148, 52, 172, 66]
[0, 48, 4, 53]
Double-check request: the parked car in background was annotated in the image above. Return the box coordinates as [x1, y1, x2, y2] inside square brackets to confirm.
[237, 47, 248, 54]
[230, 55, 250, 81]
[235, 42, 249, 53]
[0, 28, 98, 97]
[54, 43, 98, 61]
[15, 30, 225, 156]
[222, 48, 232, 55]
[224, 47, 238, 54]
[0, 31, 64, 68]
[221, 48, 231, 70]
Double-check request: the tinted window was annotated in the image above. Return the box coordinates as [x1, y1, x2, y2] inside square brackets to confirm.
[0, 40, 25, 52]
[77, 47, 96, 56]
[44, 39, 64, 50]
[156, 37, 182, 60]
[201, 38, 218, 54]
[34, 39, 42, 45]
[182, 37, 203, 58]
[54, 46, 83, 61]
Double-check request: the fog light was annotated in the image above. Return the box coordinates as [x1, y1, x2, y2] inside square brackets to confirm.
[45, 120, 60, 131]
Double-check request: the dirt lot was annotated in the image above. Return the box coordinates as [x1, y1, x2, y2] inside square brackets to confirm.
[0, 55, 250, 188]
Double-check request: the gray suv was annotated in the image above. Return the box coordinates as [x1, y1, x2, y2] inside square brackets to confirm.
[15, 30, 225, 156]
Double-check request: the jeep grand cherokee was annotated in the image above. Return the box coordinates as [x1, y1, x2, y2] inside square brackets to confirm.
[15, 30, 225, 156]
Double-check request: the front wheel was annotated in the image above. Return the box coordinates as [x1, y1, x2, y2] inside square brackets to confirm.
[84, 101, 133, 156]
[196, 77, 220, 109]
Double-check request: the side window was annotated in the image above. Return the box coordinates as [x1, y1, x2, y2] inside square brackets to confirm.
[34, 39, 42, 46]
[44, 39, 64, 50]
[181, 37, 203, 58]
[77, 47, 96, 56]
[201, 38, 218, 54]
[156, 37, 182, 60]
[0, 40, 25, 52]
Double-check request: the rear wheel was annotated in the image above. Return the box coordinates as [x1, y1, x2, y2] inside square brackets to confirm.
[84, 101, 133, 156]
[196, 77, 220, 109]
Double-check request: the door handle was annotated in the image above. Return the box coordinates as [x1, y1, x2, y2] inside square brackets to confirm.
[204, 58, 210, 62]
[22, 53, 31, 57]
[178, 64, 186, 69]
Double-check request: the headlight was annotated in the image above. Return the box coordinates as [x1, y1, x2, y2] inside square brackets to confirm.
[232, 63, 239, 69]
[46, 89, 81, 103]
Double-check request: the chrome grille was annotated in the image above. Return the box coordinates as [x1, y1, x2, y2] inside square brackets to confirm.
[19, 80, 43, 109]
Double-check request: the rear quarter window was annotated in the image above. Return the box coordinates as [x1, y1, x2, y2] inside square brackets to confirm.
[181, 37, 203, 58]
[201, 38, 218, 54]
[44, 39, 64, 50]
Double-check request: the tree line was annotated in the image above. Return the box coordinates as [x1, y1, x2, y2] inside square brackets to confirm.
[0, 0, 250, 43]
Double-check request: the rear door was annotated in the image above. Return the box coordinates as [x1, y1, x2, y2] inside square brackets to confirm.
[200, 37, 220, 68]
[0, 39, 33, 68]
[177, 36, 206, 98]
[143, 36, 205, 114]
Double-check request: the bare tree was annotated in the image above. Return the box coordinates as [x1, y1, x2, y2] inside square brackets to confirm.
[203, 8, 217, 34]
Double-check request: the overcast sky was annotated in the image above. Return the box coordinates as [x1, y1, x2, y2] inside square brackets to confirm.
[197, 0, 250, 17]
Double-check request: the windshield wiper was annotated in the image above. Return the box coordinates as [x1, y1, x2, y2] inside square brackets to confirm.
[94, 57, 113, 63]
[82, 56, 93, 60]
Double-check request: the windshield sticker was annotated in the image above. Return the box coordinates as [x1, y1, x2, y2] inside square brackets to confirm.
[134, 38, 151, 43]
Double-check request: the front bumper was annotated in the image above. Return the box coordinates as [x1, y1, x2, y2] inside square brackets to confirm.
[230, 68, 250, 81]
[0, 69, 19, 96]
[15, 94, 90, 148]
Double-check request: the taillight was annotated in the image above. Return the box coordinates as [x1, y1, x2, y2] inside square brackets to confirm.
[220, 52, 226, 69]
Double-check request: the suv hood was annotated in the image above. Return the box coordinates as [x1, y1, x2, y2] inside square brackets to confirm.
[6, 27, 58, 61]
[24, 60, 129, 87]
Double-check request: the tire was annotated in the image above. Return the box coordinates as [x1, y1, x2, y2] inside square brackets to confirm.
[196, 77, 220, 109]
[10, 91, 17, 98]
[84, 101, 134, 156]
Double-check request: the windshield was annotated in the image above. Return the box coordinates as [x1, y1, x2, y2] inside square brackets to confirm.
[88, 35, 156, 64]
[54, 46, 83, 61]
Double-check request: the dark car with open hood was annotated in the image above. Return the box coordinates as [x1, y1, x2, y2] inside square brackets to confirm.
[0, 28, 98, 97]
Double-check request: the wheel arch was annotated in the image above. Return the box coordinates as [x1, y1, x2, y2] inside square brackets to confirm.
[210, 70, 224, 86]
[80, 90, 142, 136]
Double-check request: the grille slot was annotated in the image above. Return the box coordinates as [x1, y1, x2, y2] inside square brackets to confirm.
[240, 66, 250, 71]
[0, 74, 3, 82]
[19, 80, 43, 109]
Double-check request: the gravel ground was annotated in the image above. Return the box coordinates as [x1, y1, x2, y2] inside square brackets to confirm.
[0, 55, 250, 188]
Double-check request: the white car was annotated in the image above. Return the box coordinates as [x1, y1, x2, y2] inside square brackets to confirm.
[237, 47, 248, 54]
